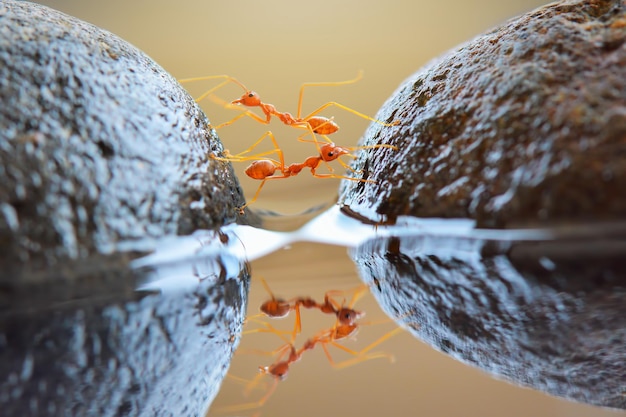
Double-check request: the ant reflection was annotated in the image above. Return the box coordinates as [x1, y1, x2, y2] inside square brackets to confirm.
[213, 278, 403, 415]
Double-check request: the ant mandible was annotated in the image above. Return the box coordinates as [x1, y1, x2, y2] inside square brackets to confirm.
[211, 131, 397, 213]
[178, 71, 400, 145]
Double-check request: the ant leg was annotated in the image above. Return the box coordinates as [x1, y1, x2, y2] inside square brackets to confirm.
[223, 373, 269, 395]
[360, 143, 398, 150]
[335, 157, 360, 174]
[345, 284, 370, 308]
[214, 111, 250, 129]
[348, 143, 399, 151]
[177, 74, 248, 102]
[321, 285, 367, 311]
[303, 101, 400, 127]
[321, 342, 395, 369]
[281, 122, 329, 166]
[332, 143, 399, 174]
[236, 179, 267, 214]
[296, 70, 364, 118]
[355, 326, 404, 355]
[178, 74, 247, 87]
[237, 331, 298, 360]
[217, 378, 279, 413]
[223, 131, 284, 161]
[288, 302, 303, 340]
[210, 152, 281, 165]
[208, 93, 270, 128]
[237, 171, 290, 213]
[321, 327, 404, 369]
[296, 131, 333, 145]
[241, 318, 293, 346]
[310, 171, 376, 183]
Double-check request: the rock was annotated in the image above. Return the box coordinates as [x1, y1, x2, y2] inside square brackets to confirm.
[0, 1, 247, 276]
[341, 0, 626, 410]
[0, 2, 249, 416]
[351, 228, 626, 409]
[339, 0, 626, 228]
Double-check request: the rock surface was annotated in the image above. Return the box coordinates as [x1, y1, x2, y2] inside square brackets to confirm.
[340, 0, 626, 228]
[0, 1, 246, 277]
[342, 0, 626, 410]
[0, 2, 249, 416]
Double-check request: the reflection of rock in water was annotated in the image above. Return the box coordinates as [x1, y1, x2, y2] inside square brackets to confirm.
[1, 255, 249, 417]
[0, 2, 250, 416]
[351, 229, 626, 409]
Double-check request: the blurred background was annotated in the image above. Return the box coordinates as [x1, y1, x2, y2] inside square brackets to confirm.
[32, 1, 626, 416]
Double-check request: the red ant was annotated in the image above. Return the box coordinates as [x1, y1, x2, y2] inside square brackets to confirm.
[222, 290, 402, 412]
[245, 278, 318, 340]
[294, 284, 402, 368]
[211, 131, 396, 213]
[217, 342, 306, 413]
[300, 320, 403, 370]
[178, 72, 400, 147]
[247, 279, 402, 361]
[247, 278, 369, 341]
[244, 334, 396, 413]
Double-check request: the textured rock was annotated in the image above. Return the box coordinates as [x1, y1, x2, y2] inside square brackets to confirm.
[1, 236, 250, 417]
[341, 0, 626, 409]
[339, 0, 626, 228]
[351, 226, 626, 409]
[0, 1, 246, 277]
[0, 2, 249, 416]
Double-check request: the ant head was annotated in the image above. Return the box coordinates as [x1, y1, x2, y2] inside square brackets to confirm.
[320, 143, 350, 162]
[232, 90, 261, 106]
[334, 322, 359, 339]
[336, 307, 364, 325]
